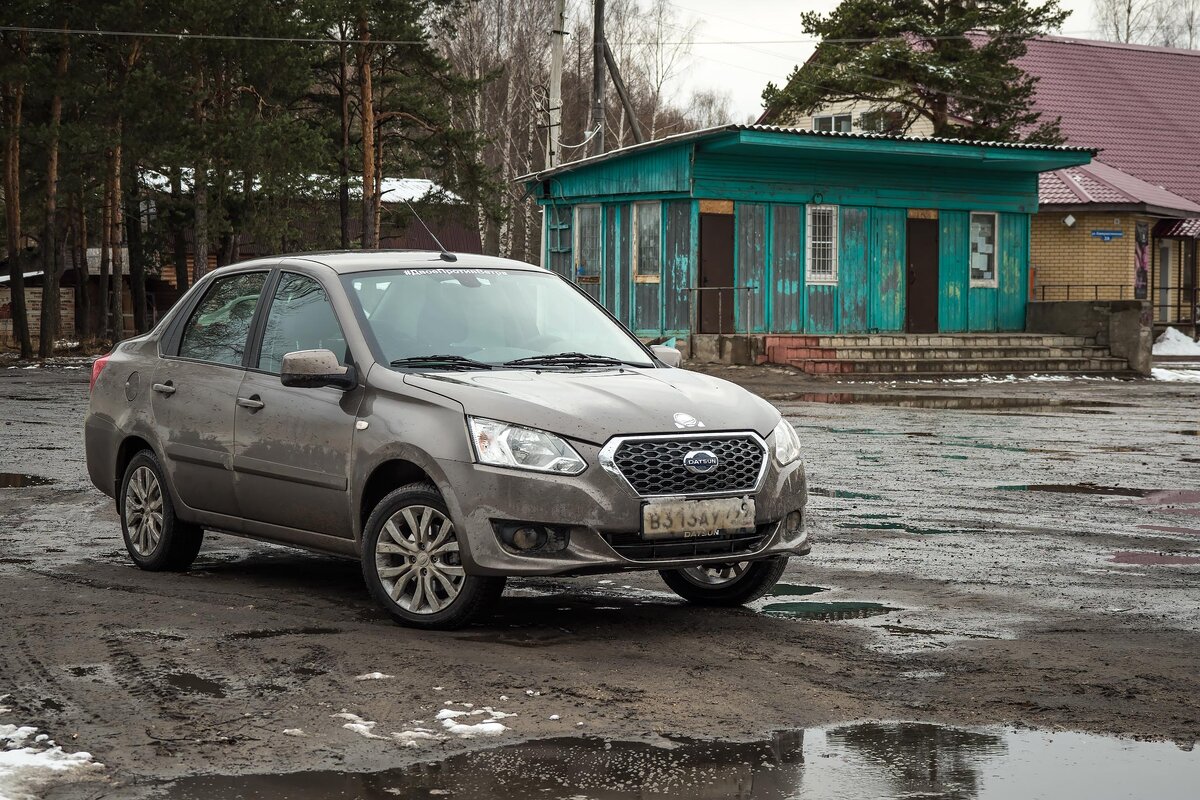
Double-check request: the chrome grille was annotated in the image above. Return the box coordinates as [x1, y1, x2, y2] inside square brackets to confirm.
[609, 434, 765, 496]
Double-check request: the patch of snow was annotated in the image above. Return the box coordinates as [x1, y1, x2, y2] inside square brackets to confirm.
[331, 712, 386, 740]
[1, 722, 102, 800]
[549, 715, 561, 720]
[353, 672, 393, 681]
[390, 729, 440, 748]
[434, 707, 513, 738]
[282, 728, 306, 737]
[1154, 327, 1200, 356]
[1152, 367, 1200, 383]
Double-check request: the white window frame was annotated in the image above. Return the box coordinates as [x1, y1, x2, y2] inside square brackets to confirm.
[572, 204, 602, 280]
[813, 113, 852, 133]
[805, 204, 839, 285]
[631, 200, 661, 284]
[969, 211, 999, 288]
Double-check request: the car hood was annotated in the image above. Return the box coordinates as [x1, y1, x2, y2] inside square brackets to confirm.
[403, 368, 780, 445]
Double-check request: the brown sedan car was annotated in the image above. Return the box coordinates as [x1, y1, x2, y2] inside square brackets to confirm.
[85, 251, 809, 629]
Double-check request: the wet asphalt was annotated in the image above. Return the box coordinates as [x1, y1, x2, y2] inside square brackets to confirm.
[1, 360, 1198, 799]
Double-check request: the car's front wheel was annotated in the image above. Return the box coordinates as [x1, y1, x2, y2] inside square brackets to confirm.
[119, 450, 204, 571]
[362, 483, 505, 630]
[659, 557, 788, 606]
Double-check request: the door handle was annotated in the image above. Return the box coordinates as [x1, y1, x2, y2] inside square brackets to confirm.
[152, 382, 176, 395]
[236, 396, 265, 410]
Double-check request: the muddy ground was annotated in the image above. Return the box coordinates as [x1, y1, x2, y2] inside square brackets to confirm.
[1, 363, 1198, 798]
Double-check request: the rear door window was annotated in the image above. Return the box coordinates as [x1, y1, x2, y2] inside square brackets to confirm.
[178, 272, 268, 366]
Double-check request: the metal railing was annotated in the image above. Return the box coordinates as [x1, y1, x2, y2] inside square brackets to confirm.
[1034, 284, 1199, 327]
[686, 286, 757, 335]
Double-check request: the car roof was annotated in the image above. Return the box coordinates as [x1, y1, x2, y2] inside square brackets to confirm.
[218, 250, 545, 276]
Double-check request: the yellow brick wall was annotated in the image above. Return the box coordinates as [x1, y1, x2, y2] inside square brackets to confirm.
[1032, 211, 1197, 323]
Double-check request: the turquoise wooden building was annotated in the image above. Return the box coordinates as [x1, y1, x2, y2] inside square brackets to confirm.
[521, 125, 1094, 339]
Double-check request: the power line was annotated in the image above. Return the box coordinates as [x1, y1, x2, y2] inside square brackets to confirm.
[0, 24, 430, 46]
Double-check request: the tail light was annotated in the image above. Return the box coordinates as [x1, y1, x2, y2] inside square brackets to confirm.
[90, 354, 112, 393]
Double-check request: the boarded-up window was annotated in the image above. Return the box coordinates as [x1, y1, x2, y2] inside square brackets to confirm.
[545, 205, 572, 278]
[806, 205, 839, 284]
[633, 201, 661, 282]
[573, 205, 601, 281]
[969, 212, 997, 286]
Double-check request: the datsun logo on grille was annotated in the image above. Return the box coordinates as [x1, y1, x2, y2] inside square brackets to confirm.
[682, 449, 719, 475]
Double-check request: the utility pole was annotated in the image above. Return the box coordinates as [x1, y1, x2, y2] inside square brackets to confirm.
[541, 0, 568, 268]
[590, 0, 606, 156]
[546, 0, 566, 170]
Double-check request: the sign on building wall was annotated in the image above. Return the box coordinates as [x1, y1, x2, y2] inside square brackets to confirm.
[1133, 222, 1149, 300]
[1090, 229, 1124, 242]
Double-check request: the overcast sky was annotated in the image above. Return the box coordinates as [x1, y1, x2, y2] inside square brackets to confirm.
[645, 0, 1103, 120]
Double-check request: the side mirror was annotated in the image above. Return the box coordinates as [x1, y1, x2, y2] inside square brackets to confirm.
[280, 349, 356, 390]
[650, 344, 682, 368]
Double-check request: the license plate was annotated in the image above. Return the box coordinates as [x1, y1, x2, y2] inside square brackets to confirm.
[641, 497, 756, 539]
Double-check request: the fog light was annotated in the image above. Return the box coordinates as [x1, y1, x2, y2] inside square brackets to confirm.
[785, 510, 803, 534]
[511, 526, 546, 551]
[494, 522, 571, 555]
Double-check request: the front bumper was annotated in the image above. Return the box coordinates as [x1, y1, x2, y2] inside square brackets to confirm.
[434, 439, 809, 577]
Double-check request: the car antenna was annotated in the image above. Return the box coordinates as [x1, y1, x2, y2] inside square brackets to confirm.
[400, 198, 457, 262]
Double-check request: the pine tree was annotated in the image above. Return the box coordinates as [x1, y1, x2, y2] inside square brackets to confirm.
[761, 0, 1069, 143]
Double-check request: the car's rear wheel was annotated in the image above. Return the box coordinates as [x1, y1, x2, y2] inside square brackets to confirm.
[659, 557, 788, 606]
[119, 450, 204, 571]
[362, 483, 505, 630]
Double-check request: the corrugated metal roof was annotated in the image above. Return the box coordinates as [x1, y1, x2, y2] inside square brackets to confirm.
[1157, 218, 1200, 238]
[1038, 159, 1200, 214]
[519, 124, 1094, 181]
[1019, 35, 1200, 204]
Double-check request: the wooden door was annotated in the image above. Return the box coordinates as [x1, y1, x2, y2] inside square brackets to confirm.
[905, 218, 939, 333]
[699, 213, 735, 333]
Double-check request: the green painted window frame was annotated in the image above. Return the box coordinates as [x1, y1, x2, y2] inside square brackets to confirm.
[805, 204, 839, 285]
[572, 204, 602, 285]
[969, 211, 999, 288]
[632, 200, 662, 284]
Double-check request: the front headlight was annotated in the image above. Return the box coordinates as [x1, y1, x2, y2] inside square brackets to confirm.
[467, 417, 587, 475]
[772, 418, 802, 465]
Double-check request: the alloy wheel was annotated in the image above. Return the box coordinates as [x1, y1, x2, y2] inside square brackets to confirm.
[124, 465, 164, 556]
[679, 562, 749, 586]
[374, 505, 465, 614]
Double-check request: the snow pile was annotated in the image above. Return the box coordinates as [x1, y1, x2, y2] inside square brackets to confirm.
[1, 722, 101, 800]
[1151, 368, 1200, 383]
[331, 712, 387, 740]
[1154, 327, 1200, 356]
[353, 672, 393, 681]
[435, 707, 513, 737]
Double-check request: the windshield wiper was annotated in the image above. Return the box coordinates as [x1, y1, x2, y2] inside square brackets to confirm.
[390, 354, 494, 371]
[503, 352, 637, 368]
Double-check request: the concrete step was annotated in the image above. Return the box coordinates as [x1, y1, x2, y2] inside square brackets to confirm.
[793, 357, 1132, 375]
[769, 345, 1114, 361]
[766, 334, 1098, 348]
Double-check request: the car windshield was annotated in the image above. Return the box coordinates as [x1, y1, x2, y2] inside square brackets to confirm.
[345, 267, 654, 369]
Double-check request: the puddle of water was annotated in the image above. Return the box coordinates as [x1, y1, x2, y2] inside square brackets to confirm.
[159, 722, 1200, 800]
[809, 488, 884, 500]
[163, 672, 227, 697]
[761, 601, 896, 620]
[227, 627, 342, 640]
[1110, 551, 1200, 566]
[838, 522, 981, 536]
[997, 484, 1151, 497]
[1178, 430, 1200, 436]
[777, 392, 1125, 411]
[0, 472, 54, 488]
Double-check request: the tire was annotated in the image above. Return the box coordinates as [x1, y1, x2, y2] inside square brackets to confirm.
[361, 482, 505, 630]
[118, 450, 204, 572]
[659, 557, 789, 606]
